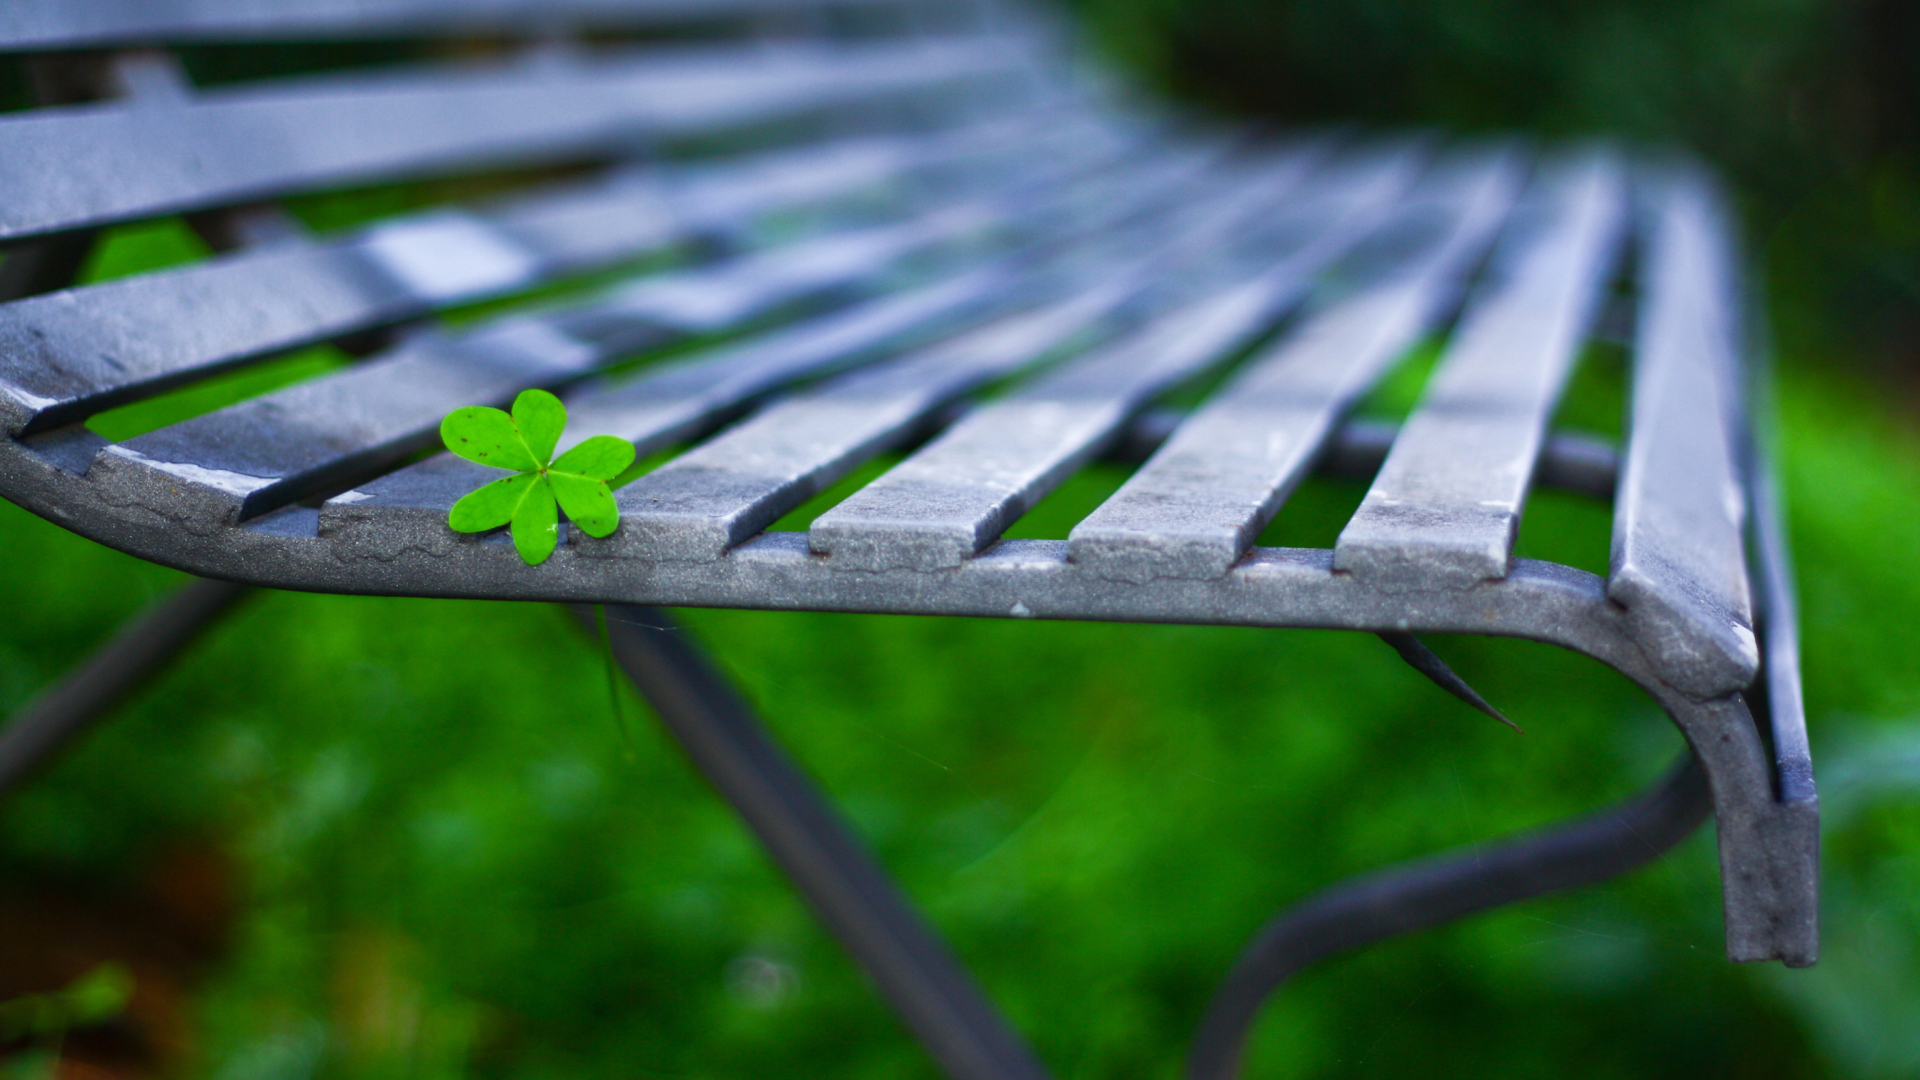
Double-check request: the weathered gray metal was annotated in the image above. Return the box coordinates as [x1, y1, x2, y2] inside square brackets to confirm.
[1332, 150, 1626, 587]
[0, 38, 1038, 243]
[0, 114, 1071, 435]
[0, 6, 1819, 1078]
[1611, 168, 1767, 699]
[0, 0, 948, 52]
[1068, 148, 1522, 583]
[1185, 752, 1714, 1080]
[806, 142, 1424, 571]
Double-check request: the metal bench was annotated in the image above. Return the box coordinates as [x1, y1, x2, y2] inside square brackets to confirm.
[0, 0, 1816, 1076]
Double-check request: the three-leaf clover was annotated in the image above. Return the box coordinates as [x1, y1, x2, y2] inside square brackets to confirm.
[442, 389, 635, 565]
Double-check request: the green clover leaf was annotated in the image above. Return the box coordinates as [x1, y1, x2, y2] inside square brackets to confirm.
[442, 389, 635, 565]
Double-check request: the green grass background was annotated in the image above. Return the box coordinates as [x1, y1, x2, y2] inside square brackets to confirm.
[5, 10, 1920, 1077]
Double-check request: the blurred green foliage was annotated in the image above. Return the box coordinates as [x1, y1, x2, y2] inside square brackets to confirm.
[0, 964, 134, 1045]
[0, 963, 134, 1080]
[10, 364, 1920, 1078]
[6, 236, 1920, 1076]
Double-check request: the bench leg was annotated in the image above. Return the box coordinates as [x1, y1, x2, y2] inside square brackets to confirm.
[1183, 752, 1711, 1080]
[0, 577, 253, 794]
[590, 605, 1053, 1080]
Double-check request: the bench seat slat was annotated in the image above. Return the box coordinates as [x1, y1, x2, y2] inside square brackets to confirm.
[1332, 151, 1626, 587]
[85, 205, 994, 523]
[805, 145, 1427, 571]
[484, 112, 1057, 268]
[542, 124, 1179, 338]
[81, 124, 1151, 520]
[1065, 149, 1523, 583]
[318, 265, 1016, 543]
[1, 241, 420, 438]
[601, 144, 1338, 563]
[0, 36, 1029, 242]
[316, 133, 1265, 557]
[0, 116, 1082, 437]
[1606, 168, 1759, 696]
[604, 279, 1148, 561]
[1, 0, 923, 52]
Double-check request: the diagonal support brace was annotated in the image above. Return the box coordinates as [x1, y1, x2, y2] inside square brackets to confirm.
[0, 576, 251, 794]
[1185, 752, 1711, 1080]
[589, 604, 1052, 1080]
